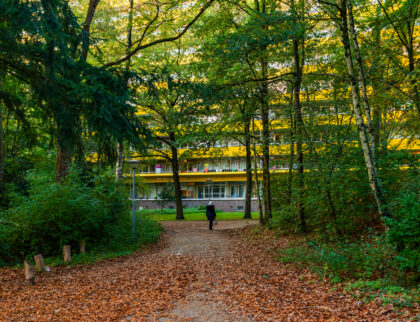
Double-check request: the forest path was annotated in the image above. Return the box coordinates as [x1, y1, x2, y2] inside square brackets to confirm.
[155, 220, 256, 321]
[0, 221, 405, 320]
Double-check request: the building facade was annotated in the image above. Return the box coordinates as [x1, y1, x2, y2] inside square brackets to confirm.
[132, 117, 419, 212]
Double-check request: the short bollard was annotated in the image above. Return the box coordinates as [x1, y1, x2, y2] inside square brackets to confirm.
[34, 254, 46, 271]
[24, 261, 35, 285]
[63, 245, 71, 263]
[79, 240, 86, 254]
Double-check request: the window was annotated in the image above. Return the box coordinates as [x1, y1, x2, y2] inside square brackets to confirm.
[230, 159, 240, 171]
[198, 185, 204, 199]
[230, 184, 244, 198]
[212, 185, 225, 198]
[230, 140, 240, 147]
[197, 184, 225, 198]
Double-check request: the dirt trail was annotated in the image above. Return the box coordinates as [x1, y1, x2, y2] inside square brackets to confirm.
[0, 220, 413, 321]
[156, 221, 256, 321]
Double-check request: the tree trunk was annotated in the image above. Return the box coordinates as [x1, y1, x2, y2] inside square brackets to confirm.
[407, 35, 420, 116]
[347, 0, 377, 161]
[243, 119, 253, 219]
[252, 119, 264, 224]
[371, 6, 383, 152]
[170, 139, 184, 220]
[405, 1, 420, 116]
[115, 0, 134, 181]
[81, 0, 101, 61]
[339, 0, 389, 217]
[292, 36, 306, 233]
[56, 133, 71, 182]
[260, 57, 272, 223]
[115, 141, 123, 181]
[287, 93, 295, 205]
[0, 104, 3, 186]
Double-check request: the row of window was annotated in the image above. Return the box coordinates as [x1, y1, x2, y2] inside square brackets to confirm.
[139, 159, 296, 174]
[153, 125, 354, 150]
[197, 183, 245, 199]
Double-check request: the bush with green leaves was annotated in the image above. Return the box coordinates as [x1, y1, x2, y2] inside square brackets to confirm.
[278, 233, 399, 281]
[270, 158, 373, 238]
[385, 190, 420, 272]
[0, 168, 130, 262]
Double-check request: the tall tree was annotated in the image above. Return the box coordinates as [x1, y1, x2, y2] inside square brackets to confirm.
[318, 0, 390, 217]
[0, 0, 148, 181]
[290, 0, 307, 232]
[140, 67, 208, 220]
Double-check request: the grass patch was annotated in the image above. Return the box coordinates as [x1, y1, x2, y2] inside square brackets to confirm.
[139, 211, 259, 221]
[139, 207, 206, 215]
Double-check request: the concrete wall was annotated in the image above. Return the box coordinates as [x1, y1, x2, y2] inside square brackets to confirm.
[136, 198, 260, 212]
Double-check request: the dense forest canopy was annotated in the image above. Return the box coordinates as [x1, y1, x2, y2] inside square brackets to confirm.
[0, 0, 419, 274]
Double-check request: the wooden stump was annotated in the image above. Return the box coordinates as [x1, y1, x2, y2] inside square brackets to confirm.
[63, 245, 71, 263]
[34, 254, 46, 271]
[79, 240, 86, 254]
[24, 261, 35, 285]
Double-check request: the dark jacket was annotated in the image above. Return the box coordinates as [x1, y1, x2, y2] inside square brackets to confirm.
[206, 205, 216, 220]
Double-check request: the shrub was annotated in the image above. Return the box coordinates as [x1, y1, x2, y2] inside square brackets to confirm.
[278, 233, 399, 281]
[385, 191, 420, 272]
[0, 168, 129, 262]
[271, 205, 299, 234]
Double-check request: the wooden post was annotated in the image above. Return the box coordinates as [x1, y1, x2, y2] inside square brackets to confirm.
[34, 254, 46, 271]
[63, 245, 71, 263]
[24, 261, 35, 285]
[79, 240, 85, 254]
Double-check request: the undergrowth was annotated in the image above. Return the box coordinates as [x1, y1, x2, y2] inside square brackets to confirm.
[276, 233, 420, 307]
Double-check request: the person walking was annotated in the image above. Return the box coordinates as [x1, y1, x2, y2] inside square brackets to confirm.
[206, 201, 216, 230]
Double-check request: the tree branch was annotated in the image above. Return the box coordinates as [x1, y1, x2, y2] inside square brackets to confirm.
[103, 0, 215, 67]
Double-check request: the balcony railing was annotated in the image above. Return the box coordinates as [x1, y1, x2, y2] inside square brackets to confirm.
[139, 166, 290, 175]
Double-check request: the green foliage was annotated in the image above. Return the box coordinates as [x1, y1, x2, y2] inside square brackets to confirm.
[271, 205, 299, 234]
[271, 151, 374, 238]
[385, 190, 420, 272]
[59, 215, 163, 266]
[0, 167, 130, 263]
[344, 280, 419, 308]
[157, 182, 176, 211]
[0, 0, 150, 159]
[278, 233, 398, 281]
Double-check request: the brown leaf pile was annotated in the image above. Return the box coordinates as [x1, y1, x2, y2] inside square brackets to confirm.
[0, 222, 418, 320]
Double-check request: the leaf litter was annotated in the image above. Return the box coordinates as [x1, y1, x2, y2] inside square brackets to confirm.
[0, 221, 417, 320]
